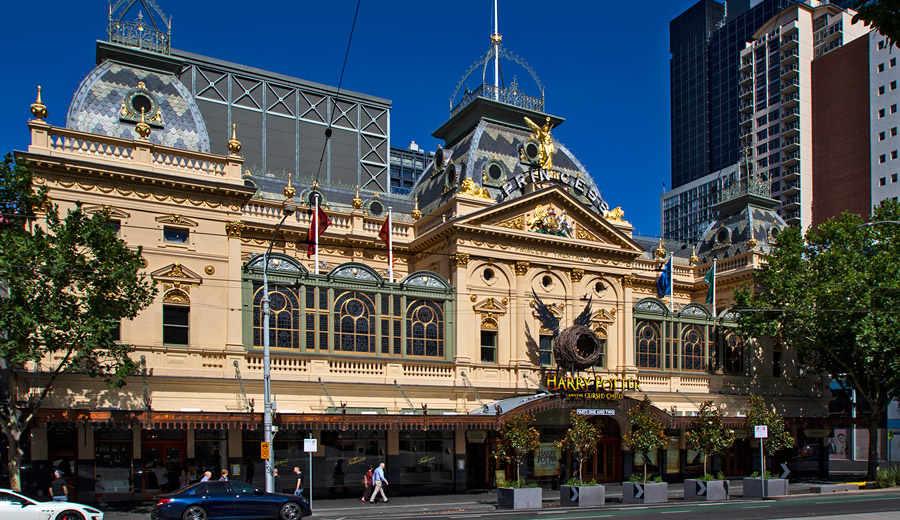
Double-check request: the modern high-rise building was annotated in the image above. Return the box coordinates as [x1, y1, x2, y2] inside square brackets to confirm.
[665, 0, 860, 241]
[812, 30, 900, 227]
[739, 1, 868, 228]
[390, 142, 433, 195]
[662, 163, 738, 242]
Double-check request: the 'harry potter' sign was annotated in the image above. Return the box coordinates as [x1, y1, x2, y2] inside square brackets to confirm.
[545, 374, 642, 400]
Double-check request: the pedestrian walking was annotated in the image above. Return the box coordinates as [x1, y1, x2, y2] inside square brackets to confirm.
[178, 469, 189, 489]
[361, 465, 373, 502]
[219, 469, 229, 481]
[49, 470, 68, 502]
[368, 462, 389, 503]
[95, 474, 107, 507]
[200, 470, 212, 482]
[293, 466, 303, 496]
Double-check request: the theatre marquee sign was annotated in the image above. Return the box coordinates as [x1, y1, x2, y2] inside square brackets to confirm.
[545, 375, 642, 400]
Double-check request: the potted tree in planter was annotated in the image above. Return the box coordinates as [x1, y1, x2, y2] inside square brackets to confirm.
[494, 413, 542, 509]
[556, 410, 605, 507]
[622, 396, 669, 504]
[683, 401, 735, 501]
[742, 395, 794, 497]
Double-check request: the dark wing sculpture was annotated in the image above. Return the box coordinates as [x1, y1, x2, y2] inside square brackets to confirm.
[573, 295, 593, 327]
[532, 289, 560, 337]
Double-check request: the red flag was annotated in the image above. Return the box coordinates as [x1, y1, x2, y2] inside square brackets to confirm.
[306, 205, 332, 258]
[378, 213, 393, 268]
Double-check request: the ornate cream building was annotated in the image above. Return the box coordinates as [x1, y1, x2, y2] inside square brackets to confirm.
[5, 0, 834, 503]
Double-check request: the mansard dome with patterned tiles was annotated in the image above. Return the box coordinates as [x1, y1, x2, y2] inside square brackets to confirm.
[66, 49, 210, 153]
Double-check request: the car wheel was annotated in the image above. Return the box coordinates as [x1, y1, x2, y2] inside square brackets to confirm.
[182, 506, 208, 520]
[56, 511, 85, 520]
[280, 501, 302, 520]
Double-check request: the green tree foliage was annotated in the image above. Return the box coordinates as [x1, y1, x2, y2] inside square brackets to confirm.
[0, 156, 156, 491]
[493, 413, 541, 485]
[622, 395, 668, 483]
[555, 410, 603, 485]
[735, 200, 900, 478]
[852, 1, 900, 48]
[683, 401, 735, 477]
[745, 395, 794, 458]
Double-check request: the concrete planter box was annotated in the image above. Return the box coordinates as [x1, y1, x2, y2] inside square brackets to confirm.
[742, 478, 788, 497]
[497, 486, 542, 510]
[560, 484, 605, 507]
[683, 479, 729, 501]
[622, 481, 667, 504]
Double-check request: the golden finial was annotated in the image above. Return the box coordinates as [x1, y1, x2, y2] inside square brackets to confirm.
[283, 176, 296, 199]
[654, 238, 667, 259]
[689, 245, 699, 265]
[135, 108, 151, 139]
[227, 123, 242, 155]
[30, 86, 47, 120]
[748, 237, 758, 249]
[491, 33, 502, 45]
[352, 185, 363, 209]
[312, 180, 319, 188]
[372, 192, 380, 198]
[411, 196, 422, 221]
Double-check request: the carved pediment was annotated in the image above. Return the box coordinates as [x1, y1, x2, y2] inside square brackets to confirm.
[451, 186, 643, 255]
[155, 214, 199, 227]
[151, 263, 203, 286]
[474, 297, 508, 316]
[84, 205, 130, 219]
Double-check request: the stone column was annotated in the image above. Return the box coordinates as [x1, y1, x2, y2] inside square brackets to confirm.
[511, 261, 530, 365]
[450, 253, 471, 364]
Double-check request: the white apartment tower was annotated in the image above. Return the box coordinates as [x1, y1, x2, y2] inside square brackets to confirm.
[871, 33, 900, 207]
[738, 1, 868, 229]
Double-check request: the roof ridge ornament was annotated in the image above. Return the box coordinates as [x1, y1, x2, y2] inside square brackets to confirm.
[30, 86, 47, 121]
[109, 0, 172, 55]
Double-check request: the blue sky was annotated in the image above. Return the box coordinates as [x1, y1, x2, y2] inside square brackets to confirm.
[0, 0, 699, 237]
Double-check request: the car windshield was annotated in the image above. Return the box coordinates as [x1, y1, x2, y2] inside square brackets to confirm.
[0, 490, 35, 506]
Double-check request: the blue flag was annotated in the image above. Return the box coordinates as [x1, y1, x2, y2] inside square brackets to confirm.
[657, 256, 672, 298]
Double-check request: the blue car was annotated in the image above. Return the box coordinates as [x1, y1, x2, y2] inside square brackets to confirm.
[151, 481, 310, 520]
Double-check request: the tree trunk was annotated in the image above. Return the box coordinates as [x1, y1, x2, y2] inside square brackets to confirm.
[643, 451, 648, 484]
[703, 454, 707, 476]
[867, 409, 881, 479]
[5, 426, 22, 492]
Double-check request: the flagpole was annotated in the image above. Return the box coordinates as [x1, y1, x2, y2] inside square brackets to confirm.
[712, 258, 717, 316]
[387, 207, 394, 283]
[314, 198, 320, 275]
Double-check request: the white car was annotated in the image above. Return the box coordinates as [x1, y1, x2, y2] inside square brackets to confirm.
[0, 488, 103, 520]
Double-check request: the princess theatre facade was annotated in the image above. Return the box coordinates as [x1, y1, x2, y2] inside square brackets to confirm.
[7, 1, 835, 502]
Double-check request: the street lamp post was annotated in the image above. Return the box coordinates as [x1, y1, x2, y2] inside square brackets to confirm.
[262, 193, 297, 493]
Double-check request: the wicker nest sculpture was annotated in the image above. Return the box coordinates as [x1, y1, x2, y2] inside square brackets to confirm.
[532, 289, 602, 373]
[553, 325, 603, 372]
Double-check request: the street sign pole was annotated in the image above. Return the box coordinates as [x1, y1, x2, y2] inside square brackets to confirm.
[304, 436, 317, 511]
[761, 438, 765, 499]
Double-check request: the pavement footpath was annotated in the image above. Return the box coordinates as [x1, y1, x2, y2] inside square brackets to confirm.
[93, 478, 900, 520]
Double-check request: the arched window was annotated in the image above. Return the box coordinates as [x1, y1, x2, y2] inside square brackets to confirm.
[334, 291, 376, 353]
[636, 320, 661, 369]
[480, 317, 498, 363]
[252, 285, 300, 349]
[407, 300, 444, 357]
[681, 324, 706, 371]
[722, 329, 744, 374]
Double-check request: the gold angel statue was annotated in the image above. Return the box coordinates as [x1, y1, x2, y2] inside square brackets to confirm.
[524, 116, 555, 169]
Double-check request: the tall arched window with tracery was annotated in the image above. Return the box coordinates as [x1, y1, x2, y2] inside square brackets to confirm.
[722, 328, 744, 374]
[334, 291, 376, 353]
[407, 299, 444, 358]
[252, 284, 300, 349]
[681, 324, 707, 371]
[636, 320, 662, 369]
